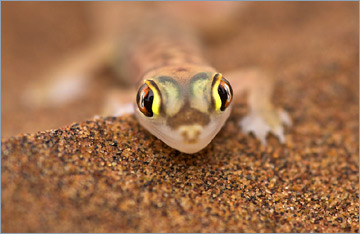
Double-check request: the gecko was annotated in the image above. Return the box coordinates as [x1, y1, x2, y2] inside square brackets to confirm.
[23, 2, 291, 154]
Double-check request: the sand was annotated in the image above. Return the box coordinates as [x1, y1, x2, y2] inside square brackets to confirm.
[2, 2, 359, 232]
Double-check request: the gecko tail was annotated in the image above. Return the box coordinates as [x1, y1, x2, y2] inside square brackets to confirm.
[22, 39, 115, 108]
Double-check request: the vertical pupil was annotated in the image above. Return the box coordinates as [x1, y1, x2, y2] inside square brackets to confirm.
[143, 89, 154, 116]
[137, 83, 154, 117]
[218, 85, 228, 111]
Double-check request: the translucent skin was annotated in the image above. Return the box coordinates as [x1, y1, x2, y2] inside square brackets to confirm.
[134, 65, 233, 153]
[111, 14, 233, 153]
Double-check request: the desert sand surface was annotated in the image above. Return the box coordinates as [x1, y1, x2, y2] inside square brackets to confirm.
[2, 2, 359, 232]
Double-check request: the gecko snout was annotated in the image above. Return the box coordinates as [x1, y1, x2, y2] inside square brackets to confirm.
[178, 125, 203, 144]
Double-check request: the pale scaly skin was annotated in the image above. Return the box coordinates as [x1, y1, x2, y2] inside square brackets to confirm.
[106, 16, 290, 153]
[23, 3, 291, 153]
[108, 16, 233, 153]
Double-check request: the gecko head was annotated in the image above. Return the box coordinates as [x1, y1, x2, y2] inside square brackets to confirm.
[135, 71, 233, 154]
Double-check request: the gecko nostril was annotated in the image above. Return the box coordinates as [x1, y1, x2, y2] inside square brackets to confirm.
[179, 125, 202, 144]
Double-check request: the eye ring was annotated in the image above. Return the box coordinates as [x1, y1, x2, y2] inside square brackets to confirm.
[136, 83, 154, 117]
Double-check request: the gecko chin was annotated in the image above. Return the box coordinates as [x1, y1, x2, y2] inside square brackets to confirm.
[136, 110, 231, 154]
[153, 124, 215, 154]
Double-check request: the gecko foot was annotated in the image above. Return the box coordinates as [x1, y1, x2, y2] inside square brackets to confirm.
[239, 108, 291, 145]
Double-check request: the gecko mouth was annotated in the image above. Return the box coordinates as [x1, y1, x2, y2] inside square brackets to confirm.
[178, 124, 202, 144]
[135, 106, 232, 154]
[155, 120, 221, 154]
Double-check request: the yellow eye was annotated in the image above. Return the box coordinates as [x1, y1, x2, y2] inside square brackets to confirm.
[212, 73, 233, 111]
[136, 80, 161, 117]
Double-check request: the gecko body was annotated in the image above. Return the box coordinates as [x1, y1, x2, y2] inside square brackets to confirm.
[24, 3, 291, 153]
[114, 17, 234, 153]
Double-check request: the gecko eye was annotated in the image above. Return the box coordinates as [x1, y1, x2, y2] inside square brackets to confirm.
[136, 83, 154, 117]
[212, 73, 233, 112]
[218, 77, 233, 111]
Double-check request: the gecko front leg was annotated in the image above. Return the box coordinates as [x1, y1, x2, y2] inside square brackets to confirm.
[225, 68, 291, 145]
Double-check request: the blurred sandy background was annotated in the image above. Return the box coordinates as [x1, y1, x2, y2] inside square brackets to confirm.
[2, 2, 358, 138]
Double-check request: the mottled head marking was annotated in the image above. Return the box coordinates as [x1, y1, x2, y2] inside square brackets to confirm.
[151, 75, 183, 116]
[189, 72, 210, 94]
[157, 76, 179, 85]
[189, 72, 214, 113]
[166, 103, 210, 129]
[176, 67, 188, 72]
[190, 72, 209, 82]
